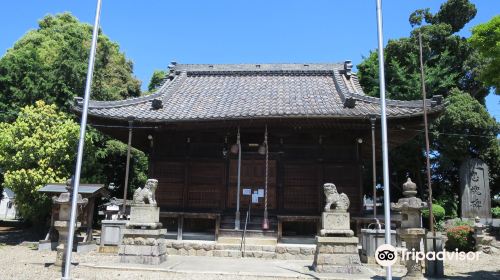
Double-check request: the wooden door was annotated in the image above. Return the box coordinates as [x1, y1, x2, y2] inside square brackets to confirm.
[227, 159, 276, 211]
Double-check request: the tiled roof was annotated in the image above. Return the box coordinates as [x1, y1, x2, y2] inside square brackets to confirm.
[75, 62, 443, 123]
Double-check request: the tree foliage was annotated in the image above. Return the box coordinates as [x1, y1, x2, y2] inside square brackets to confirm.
[0, 102, 95, 221]
[0, 13, 141, 122]
[357, 0, 500, 199]
[469, 15, 500, 93]
[358, 0, 486, 102]
[0, 101, 148, 222]
[147, 70, 166, 92]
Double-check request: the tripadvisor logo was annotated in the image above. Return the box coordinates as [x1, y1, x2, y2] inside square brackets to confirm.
[375, 244, 480, 267]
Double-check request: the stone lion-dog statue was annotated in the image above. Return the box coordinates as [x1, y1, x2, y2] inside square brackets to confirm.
[323, 183, 350, 212]
[132, 179, 158, 206]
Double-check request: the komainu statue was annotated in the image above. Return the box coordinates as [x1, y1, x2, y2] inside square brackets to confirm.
[132, 179, 158, 206]
[323, 183, 350, 212]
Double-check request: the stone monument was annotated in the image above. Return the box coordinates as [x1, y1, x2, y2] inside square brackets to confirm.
[313, 183, 362, 273]
[460, 158, 491, 218]
[391, 178, 427, 280]
[52, 179, 88, 266]
[119, 179, 167, 264]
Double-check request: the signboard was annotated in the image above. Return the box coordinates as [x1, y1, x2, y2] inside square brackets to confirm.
[242, 188, 252, 196]
[252, 192, 259, 203]
[258, 189, 264, 198]
[106, 205, 119, 211]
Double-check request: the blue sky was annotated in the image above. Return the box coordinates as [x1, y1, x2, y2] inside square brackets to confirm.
[0, 0, 498, 117]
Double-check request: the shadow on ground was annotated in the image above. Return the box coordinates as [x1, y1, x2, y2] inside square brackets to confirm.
[0, 220, 44, 245]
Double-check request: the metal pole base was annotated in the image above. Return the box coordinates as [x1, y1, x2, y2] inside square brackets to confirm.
[235, 211, 241, 230]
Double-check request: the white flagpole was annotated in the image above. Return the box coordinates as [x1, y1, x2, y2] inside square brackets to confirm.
[375, 0, 393, 279]
[62, 0, 102, 278]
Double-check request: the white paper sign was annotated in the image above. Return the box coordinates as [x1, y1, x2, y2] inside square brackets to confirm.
[242, 188, 251, 195]
[106, 205, 119, 211]
[252, 193, 259, 203]
[258, 189, 264, 198]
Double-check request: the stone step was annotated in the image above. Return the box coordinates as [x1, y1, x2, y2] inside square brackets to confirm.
[217, 236, 277, 246]
[214, 243, 276, 252]
[212, 249, 276, 259]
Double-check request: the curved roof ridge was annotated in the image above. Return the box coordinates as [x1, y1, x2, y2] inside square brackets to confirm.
[81, 72, 179, 109]
[175, 62, 344, 73]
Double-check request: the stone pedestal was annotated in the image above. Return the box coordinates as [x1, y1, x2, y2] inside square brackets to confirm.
[313, 236, 362, 273]
[320, 212, 354, 237]
[100, 219, 127, 246]
[313, 183, 362, 274]
[54, 220, 81, 267]
[400, 228, 426, 280]
[120, 228, 167, 265]
[127, 205, 161, 229]
[425, 231, 444, 278]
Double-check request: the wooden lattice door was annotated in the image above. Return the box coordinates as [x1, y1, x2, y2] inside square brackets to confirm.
[227, 159, 276, 211]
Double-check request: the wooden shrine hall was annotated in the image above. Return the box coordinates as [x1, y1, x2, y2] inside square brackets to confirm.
[76, 62, 443, 241]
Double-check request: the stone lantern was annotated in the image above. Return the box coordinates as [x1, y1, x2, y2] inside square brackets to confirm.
[52, 179, 88, 266]
[391, 178, 427, 280]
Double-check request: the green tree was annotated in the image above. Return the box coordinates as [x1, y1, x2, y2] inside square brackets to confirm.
[357, 0, 500, 199]
[0, 101, 97, 221]
[148, 70, 166, 92]
[0, 101, 148, 222]
[469, 15, 500, 93]
[433, 89, 500, 191]
[0, 13, 141, 122]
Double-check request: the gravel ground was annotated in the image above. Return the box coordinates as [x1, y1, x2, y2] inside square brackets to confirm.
[1, 243, 500, 280]
[1, 220, 499, 280]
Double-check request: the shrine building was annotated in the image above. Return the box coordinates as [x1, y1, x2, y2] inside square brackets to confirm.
[76, 62, 443, 241]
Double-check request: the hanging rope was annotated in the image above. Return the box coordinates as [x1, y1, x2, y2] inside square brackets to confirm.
[264, 125, 268, 217]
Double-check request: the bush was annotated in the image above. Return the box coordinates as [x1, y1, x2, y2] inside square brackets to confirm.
[422, 204, 446, 230]
[492, 207, 500, 218]
[445, 225, 475, 252]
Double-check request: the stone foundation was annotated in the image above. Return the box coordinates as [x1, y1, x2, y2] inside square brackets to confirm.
[164, 240, 316, 260]
[119, 228, 167, 265]
[313, 236, 363, 274]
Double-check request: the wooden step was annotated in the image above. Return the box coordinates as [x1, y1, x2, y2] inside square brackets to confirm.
[219, 228, 277, 238]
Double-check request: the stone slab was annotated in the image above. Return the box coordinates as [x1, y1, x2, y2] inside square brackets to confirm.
[316, 236, 359, 244]
[76, 241, 97, 253]
[38, 240, 57, 251]
[122, 228, 167, 237]
[120, 254, 166, 265]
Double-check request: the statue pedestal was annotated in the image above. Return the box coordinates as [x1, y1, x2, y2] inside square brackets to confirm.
[119, 228, 167, 265]
[127, 205, 161, 229]
[320, 212, 354, 237]
[313, 236, 362, 273]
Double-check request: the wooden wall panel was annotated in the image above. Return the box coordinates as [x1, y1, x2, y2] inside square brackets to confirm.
[283, 163, 319, 212]
[187, 161, 225, 210]
[153, 161, 185, 208]
[322, 163, 362, 214]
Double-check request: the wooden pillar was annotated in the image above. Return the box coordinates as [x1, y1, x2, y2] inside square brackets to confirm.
[182, 136, 190, 210]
